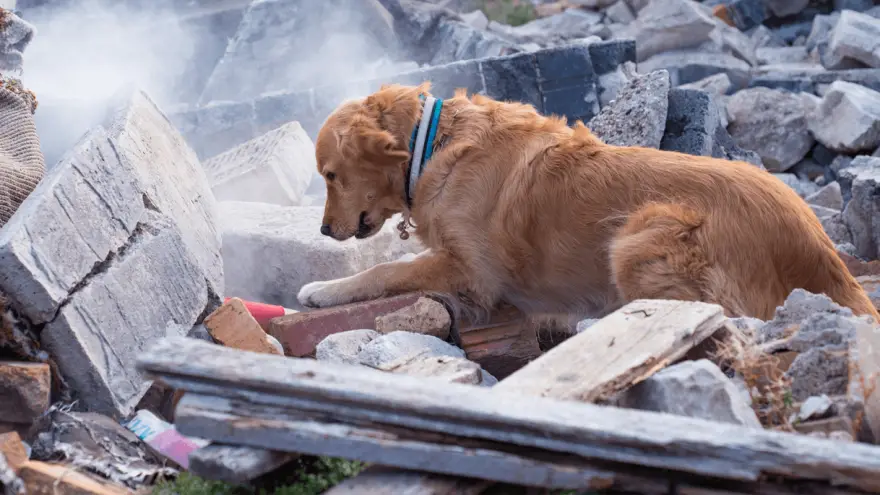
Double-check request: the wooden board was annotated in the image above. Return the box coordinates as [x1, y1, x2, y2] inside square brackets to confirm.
[188, 444, 296, 484]
[137, 331, 880, 492]
[496, 299, 726, 401]
[176, 394, 618, 491]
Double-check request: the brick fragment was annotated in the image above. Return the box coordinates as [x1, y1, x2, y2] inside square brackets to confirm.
[268, 294, 421, 357]
[0, 431, 27, 472]
[19, 461, 130, 495]
[0, 361, 49, 423]
[204, 297, 283, 355]
[375, 297, 451, 340]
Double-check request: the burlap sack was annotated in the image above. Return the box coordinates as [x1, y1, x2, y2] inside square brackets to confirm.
[0, 79, 44, 228]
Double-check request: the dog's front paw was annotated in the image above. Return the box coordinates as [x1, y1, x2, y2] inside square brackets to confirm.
[297, 280, 352, 308]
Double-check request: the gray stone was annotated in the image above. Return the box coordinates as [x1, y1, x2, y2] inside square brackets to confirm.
[805, 181, 844, 210]
[0, 90, 222, 417]
[199, 0, 399, 104]
[660, 88, 762, 166]
[773, 172, 821, 198]
[756, 46, 810, 66]
[459, 10, 488, 30]
[0, 9, 34, 75]
[588, 66, 670, 149]
[806, 12, 841, 69]
[809, 80, 880, 154]
[834, 0, 874, 11]
[605, 0, 635, 24]
[616, 359, 762, 428]
[726, 87, 814, 172]
[827, 10, 880, 70]
[765, 0, 808, 18]
[357, 331, 465, 370]
[678, 73, 732, 97]
[316, 329, 381, 365]
[386, 355, 491, 386]
[820, 212, 854, 246]
[797, 394, 834, 422]
[503, 9, 603, 44]
[639, 50, 751, 89]
[721, 0, 768, 31]
[219, 202, 422, 311]
[710, 19, 757, 67]
[757, 288, 857, 345]
[751, 25, 787, 50]
[840, 157, 880, 260]
[622, 0, 716, 62]
[202, 121, 317, 207]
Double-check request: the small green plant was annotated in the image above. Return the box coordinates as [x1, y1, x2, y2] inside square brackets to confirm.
[152, 457, 365, 495]
[478, 0, 538, 26]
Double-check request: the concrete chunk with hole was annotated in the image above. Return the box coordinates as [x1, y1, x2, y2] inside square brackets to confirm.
[0, 90, 223, 418]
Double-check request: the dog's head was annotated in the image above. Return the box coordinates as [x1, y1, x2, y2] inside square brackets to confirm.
[313, 83, 429, 241]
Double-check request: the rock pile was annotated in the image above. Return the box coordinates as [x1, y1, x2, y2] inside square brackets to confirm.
[0, 0, 879, 492]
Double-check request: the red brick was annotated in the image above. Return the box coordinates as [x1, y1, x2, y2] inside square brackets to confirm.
[0, 431, 27, 472]
[458, 304, 542, 379]
[268, 294, 422, 356]
[839, 252, 880, 278]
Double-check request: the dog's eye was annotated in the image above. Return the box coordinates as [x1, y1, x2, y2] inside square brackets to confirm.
[325, 171, 336, 181]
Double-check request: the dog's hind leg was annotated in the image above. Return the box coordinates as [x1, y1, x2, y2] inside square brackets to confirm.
[297, 249, 470, 309]
[608, 203, 744, 315]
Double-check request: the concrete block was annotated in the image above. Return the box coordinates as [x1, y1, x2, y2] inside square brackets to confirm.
[202, 121, 317, 206]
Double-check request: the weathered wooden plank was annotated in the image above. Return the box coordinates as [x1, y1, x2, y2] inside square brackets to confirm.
[188, 444, 296, 484]
[329, 300, 722, 494]
[325, 466, 490, 495]
[496, 300, 726, 401]
[137, 332, 880, 491]
[175, 394, 618, 491]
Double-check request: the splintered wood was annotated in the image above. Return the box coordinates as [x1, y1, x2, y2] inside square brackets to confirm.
[137, 300, 880, 494]
[498, 299, 727, 401]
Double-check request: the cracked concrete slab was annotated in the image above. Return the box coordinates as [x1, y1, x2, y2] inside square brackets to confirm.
[0, 89, 223, 418]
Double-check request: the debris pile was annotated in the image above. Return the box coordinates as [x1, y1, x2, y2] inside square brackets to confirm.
[0, 0, 880, 493]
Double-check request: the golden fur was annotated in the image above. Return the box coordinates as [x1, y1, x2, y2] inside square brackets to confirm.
[297, 82, 880, 323]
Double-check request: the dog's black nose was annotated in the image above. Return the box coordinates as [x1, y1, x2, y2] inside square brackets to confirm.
[320, 224, 332, 237]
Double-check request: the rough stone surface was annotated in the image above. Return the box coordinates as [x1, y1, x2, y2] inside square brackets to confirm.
[199, 0, 399, 104]
[765, 0, 809, 18]
[805, 181, 844, 210]
[0, 9, 34, 76]
[219, 201, 422, 311]
[639, 50, 751, 89]
[0, 90, 222, 418]
[375, 297, 452, 341]
[808, 80, 880, 154]
[316, 329, 381, 365]
[756, 46, 810, 65]
[202, 121, 318, 207]
[754, 290, 875, 402]
[357, 331, 465, 370]
[678, 72, 732, 97]
[0, 362, 49, 423]
[616, 359, 762, 428]
[773, 172, 821, 198]
[726, 87, 814, 172]
[840, 157, 880, 260]
[623, 0, 716, 62]
[660, 88, 762, 166]
[588, 66, 670, 148]
[797, 394, 834, 422]
[827, 10, 880, 69]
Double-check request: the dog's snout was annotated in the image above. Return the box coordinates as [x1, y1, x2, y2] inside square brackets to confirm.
[320, 224, 332, 237]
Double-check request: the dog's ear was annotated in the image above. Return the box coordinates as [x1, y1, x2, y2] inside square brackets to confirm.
[337, 114, 410, 167]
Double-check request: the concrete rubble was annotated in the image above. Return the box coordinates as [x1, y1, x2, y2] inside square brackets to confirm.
[1, 0, 880, 492]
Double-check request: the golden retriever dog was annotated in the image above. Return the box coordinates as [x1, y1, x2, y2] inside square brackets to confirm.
[297, 82, 880, 324]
